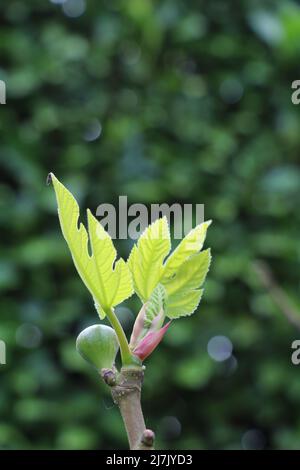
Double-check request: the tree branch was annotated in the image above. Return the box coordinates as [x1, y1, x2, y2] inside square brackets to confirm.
[101, 366, 155, 450]
[253, 260, 300, 331]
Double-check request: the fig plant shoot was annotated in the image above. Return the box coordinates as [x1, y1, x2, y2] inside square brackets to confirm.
[49, 173, 211, 450]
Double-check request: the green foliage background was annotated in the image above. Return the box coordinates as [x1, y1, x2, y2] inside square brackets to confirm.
[1, 0, 300, 450]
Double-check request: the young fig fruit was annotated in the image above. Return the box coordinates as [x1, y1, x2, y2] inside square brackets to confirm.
[76, 324, 119, 371]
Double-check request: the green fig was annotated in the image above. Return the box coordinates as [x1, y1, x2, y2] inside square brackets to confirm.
[76, 324, 119, 370]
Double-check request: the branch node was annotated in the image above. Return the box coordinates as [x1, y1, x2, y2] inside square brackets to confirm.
[101, 368, 117, 386]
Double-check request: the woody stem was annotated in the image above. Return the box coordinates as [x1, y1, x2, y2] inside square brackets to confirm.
[101, 366, 155, 450]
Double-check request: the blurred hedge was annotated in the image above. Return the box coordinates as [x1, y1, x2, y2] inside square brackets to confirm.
[1, 0, 300, 450]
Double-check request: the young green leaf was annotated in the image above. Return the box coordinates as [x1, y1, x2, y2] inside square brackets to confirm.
[128, 217, 171, 302]
[87, 209, 133, 313]
[128, 218, 212, 319]
[51, 173, 133, 318]
[162, 220, 212, 280]
[163, 249, 211, 296]
[162, 249, 211, 318]
[164, 290, 203, 319]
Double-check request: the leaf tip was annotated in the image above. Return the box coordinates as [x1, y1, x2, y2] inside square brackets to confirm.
[46, 172, 55, 186]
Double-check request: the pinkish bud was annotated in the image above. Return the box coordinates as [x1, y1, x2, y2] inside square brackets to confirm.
[133, 321, 171, 361]
[129, 303, 147, 350]
[129, 303, 165, 350]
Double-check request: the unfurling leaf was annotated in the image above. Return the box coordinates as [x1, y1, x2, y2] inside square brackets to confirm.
[50, 173, 133, 318]
[76, 324, 119, 370]
[132, 321, 171, 361]
[144, 283, 167, 328]
[129, 303, 148, 350]
[129, 285, 167, 352]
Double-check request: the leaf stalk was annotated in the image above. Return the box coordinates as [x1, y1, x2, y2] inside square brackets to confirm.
[104, 306, 140, 367]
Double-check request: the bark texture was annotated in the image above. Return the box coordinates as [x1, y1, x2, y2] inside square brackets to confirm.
[101, 366, 155, 450]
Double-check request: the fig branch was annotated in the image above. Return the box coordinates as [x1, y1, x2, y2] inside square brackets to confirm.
[50, 173, 211, 451]
[101, 366, 155, 450]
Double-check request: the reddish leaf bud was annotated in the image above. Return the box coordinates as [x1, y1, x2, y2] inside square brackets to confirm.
[132, 321, 171, 361]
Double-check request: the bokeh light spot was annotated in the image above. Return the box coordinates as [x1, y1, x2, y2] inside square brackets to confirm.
[16, 324, 42, 349]
[159, 416, 182, 440]
[115, 307, 134, 331]
[207, 335, 233, 362]
[241, 429, 266, 450]
[50, 0, 67, 4]
[62, 0, 86, 18]
[83, 119, 102, 142]
[221, 355, 238, 376]
[219, 78, 244, 104]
